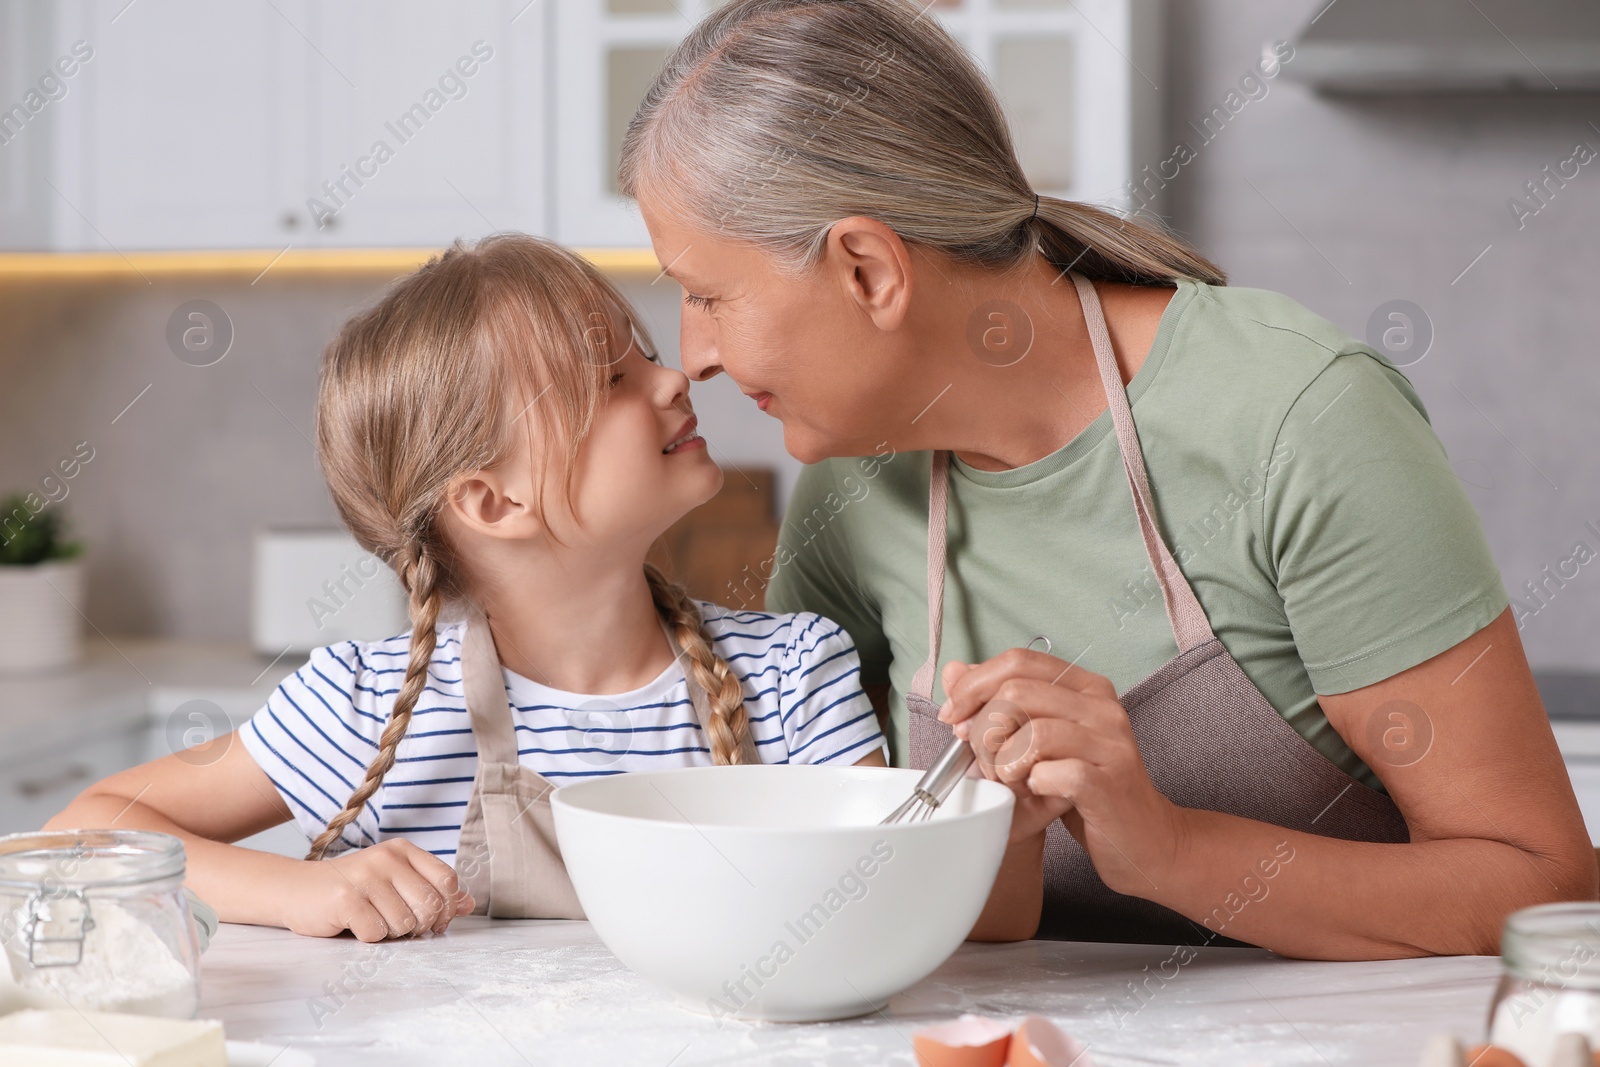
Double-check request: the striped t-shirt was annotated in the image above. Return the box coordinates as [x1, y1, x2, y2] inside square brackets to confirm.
[239, 603, 885, 863]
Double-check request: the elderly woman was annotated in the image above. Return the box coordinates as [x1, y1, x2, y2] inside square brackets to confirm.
[618, 0, 1596, 956]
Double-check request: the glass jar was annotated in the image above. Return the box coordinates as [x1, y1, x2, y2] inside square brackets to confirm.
[0, 829, 201, 1018]
[1488, 902, 1600, 1065]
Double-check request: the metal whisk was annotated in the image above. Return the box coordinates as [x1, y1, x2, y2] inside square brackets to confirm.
[881, 636, 1051, 825]
[880, 733, 978, 824]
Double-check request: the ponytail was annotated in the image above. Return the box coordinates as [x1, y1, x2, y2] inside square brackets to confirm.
[1032, 195, 1225, 287]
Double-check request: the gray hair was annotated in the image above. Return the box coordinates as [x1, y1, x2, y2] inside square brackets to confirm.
[619, 0, 1224, 286]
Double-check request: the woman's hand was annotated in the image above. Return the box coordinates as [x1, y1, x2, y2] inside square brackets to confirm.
[277, 839, 475, 942]
[939, 651, 1186, 896]
[938, 611, 1598, 958]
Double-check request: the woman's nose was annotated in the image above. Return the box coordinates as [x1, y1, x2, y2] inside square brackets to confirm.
[678, 309, 721, 382]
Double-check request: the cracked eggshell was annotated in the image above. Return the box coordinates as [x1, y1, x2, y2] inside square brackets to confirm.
[1006, 1015, 1095, 1067]
[913, 1014, 1013, 1067]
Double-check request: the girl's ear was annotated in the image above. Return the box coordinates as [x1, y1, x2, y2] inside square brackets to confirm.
[444, 469, 544, 541]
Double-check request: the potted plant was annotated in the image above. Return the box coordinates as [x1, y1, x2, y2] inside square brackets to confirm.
[0, 494, 85, 673]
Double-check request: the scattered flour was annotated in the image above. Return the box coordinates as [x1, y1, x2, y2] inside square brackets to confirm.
[2, 898, 197, 1017]
[260, 939, 1346, 1067]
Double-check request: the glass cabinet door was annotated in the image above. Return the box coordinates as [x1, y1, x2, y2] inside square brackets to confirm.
[553, 0, 713, 247]
[995, 35, 1077, 194]
[933, 0, 1159, 211]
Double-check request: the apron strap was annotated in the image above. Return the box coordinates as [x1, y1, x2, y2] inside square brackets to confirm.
[462, 611, 519, 765]
[909, 450, 951, 702]
[1069, 271, 1214, 653]
[908, 274, 1216, 701]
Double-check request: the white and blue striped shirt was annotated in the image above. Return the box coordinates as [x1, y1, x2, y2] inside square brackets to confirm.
[239, 604, 885, 863]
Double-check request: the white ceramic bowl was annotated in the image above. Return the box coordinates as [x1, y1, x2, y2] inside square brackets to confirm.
[551, 764, 1014, 1023]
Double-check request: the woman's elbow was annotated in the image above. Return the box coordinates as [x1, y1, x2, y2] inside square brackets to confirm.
[1539, 838, 1599, 904]
[1473, 838, 1600, 956]
[1526, 813, 1600, 904]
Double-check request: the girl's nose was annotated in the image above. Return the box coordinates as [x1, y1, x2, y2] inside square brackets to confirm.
[653, 361, 693, 410]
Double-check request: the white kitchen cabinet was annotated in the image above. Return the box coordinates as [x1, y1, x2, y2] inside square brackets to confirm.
[299, 0, 546, 247]
[0, 710, 305, 855]
[16, 0, 546, 252]
[0, 725, 143, 835]
[5, 0, 1158, 251]
[0, 3, 60, 249]
[0, 640, 304, 856]
[47, 0, 309, 250]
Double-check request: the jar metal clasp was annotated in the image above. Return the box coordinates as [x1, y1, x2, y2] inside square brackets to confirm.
[20, 888, 96, 968]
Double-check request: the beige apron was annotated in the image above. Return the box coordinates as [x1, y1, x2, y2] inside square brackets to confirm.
[906, 271, 1410, 946]
[454, 608, 756, 918]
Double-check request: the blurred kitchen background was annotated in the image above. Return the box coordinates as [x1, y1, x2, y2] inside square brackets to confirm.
[0, 0, 1596, 846]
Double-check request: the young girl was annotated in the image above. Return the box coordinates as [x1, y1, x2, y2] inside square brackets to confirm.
[47, 234, 887, 942]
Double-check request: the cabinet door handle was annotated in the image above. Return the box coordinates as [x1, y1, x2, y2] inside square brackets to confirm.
[15, 764, 94, 799]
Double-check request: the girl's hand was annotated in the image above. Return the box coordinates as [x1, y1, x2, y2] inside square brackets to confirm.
[44, 742, 475, 937]
[278, 839, 475, 941]
[938, 652, 1187, 896]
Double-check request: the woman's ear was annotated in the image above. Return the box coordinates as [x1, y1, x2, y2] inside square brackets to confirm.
[824, 216, 914, 331]
[444, 469, 544, 541]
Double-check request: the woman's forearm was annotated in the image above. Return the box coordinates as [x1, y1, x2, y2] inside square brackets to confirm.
[968, 830, 1045, 941]
[1144, 806, 1597, 959]
[45, 794, 306, 928]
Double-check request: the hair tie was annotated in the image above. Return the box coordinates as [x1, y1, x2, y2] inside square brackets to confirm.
[1029, 192, 1040, 221]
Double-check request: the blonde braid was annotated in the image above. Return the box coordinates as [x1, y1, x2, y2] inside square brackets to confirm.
[645, 563, 753, 765]
[306, 544, 445, 860]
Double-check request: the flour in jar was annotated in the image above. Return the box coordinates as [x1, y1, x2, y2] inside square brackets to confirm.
[2, 898, 197, 1016]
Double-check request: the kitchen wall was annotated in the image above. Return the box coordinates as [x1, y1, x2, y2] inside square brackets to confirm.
[0, 0, 1595, 674]
[0, 272, 794, 640]
[1164, 0, 1600, 672]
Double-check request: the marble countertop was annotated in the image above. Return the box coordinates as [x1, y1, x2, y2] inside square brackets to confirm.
[201, 917, 1503, 1067]
[0, 642, 1534, 1063]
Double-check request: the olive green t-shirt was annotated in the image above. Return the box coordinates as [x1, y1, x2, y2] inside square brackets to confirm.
[763, 278, 1509, 788]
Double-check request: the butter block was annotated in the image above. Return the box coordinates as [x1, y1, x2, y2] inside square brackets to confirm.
[0, 1009, 225, 1066]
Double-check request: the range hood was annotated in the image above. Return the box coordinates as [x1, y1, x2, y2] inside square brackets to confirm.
[1284, 0, 1600, 94]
